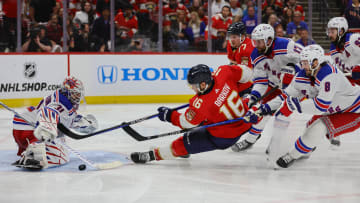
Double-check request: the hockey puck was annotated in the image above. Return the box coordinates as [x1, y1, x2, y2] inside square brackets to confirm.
[78, 164, 86, 171]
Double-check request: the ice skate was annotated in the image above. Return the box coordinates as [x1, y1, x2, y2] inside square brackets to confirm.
[231, 134, 261, 152]
[131, 151, 156, 164]
[276, 153, 295, 168]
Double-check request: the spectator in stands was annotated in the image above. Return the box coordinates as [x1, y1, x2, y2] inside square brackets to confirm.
[69, 22, 90, 52]
[286, 11, 308, 38]
[126, 38, 144, 52]
[198, 6, 208, 25]
[187, 11, 206, 51]
[296, 28, 316, 46]
[22, 25, 52, 52]
[283, 0, 304, 20]
[242, 5, 257, 36]
[262, 6, 275, 23]
[73, 1, 97, 26]
[275, 23, 285, 37]
[268, 13, 279, 28]
[91, 6, 110, 51]
[243, 0, 258, 17]
[229, 0, 243, 21]
[29, 0, 56, 23]
[175, 10, 191, 51]
[114, 6, 139, 51]
[211, 0, 229, 15]
[163, 0, 190, 31]
[1, 0, 17, 52]
[132, 0, 158, 35]
[46, 14, 62, 47]
[262, 0, 283, 16]
[211, 5, 232, 52]
[163, 9, 191, 52]
[281, 6, 293, 29]
[96, 0, 132, 14]
[345, 0, 360, 30]
[188, 0, 202, 12]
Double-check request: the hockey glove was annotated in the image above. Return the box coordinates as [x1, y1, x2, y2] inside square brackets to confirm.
[280, 73, 295, 89]
[243, 94, 259, 108]
[72, 114, 99, 133]
[34, 107, 59, 142]
[157, 107, 173, 122]
[352, 65, 360, 80]
[276, 94, 302, 117]
[244, 104, 272, 124]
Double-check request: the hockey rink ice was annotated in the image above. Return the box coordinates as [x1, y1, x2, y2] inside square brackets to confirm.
[1, 103, 360, 203]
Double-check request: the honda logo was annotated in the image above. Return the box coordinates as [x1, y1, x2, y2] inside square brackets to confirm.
[97, 65, 118, 84]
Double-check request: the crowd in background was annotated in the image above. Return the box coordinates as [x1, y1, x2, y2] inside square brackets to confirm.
[0, 0, 358, 53]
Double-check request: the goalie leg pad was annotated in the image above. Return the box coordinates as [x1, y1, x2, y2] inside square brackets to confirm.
[15, 142, 48, 169]
[45, 140, 70, 167]
[13, 130, 38, 156]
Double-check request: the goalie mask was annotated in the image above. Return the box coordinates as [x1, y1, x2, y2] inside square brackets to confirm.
[300, 44, 325, 76]
[187, 64, 213, 95]
[61, 76, 84, 106]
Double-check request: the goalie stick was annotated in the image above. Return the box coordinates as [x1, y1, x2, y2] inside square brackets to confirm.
[57, 103, 190, 140]
[123, 86, 280, 141]
[0, 101, 122, 170]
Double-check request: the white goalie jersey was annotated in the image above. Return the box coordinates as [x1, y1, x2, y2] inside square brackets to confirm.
[13, 89, 97, 134]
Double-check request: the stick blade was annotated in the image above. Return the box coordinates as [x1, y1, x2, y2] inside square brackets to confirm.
[122, 124, 148, 141]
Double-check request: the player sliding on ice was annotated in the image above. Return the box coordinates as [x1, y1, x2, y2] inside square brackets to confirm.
[130, 64, 254, 163]
[245, 44, 360, 168]
[12, 76, 98, 170]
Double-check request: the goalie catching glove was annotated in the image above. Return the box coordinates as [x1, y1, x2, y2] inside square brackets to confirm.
[72, 114, 99, 133]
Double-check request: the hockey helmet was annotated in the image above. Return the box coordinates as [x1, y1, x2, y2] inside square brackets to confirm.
[251, 24, 275, 53]
[61, 76, 84, 105]
[327, 17, 348, 42]
[227, 22, 246, 36]
[300, 44, 325, 76]
[187, 64, 213, 94]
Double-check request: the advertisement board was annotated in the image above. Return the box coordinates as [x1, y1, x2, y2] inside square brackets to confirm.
[0, 55, 67, 99]
[70, 54, 228, 99]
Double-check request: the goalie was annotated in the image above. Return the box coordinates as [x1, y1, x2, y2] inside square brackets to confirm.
[11, 76, 98, 170]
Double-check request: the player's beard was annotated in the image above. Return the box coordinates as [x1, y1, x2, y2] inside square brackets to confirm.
[257, 47, 266, 54]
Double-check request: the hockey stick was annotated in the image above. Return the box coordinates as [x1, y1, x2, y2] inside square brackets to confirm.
[57, 103, 190, 140]
[123, 86, 280, 141]
[126, 116, 251, 141]
[0, 101, 121, 170]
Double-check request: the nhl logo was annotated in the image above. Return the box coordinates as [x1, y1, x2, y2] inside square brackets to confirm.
[24, 62, 37, 79]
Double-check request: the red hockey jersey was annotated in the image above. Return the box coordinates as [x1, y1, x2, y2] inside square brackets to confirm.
[227, 37, 255, 68]
[170, 65, 253, 138]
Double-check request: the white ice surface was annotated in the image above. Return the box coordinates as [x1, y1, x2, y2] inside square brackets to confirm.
[1, 104, 360, 203]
